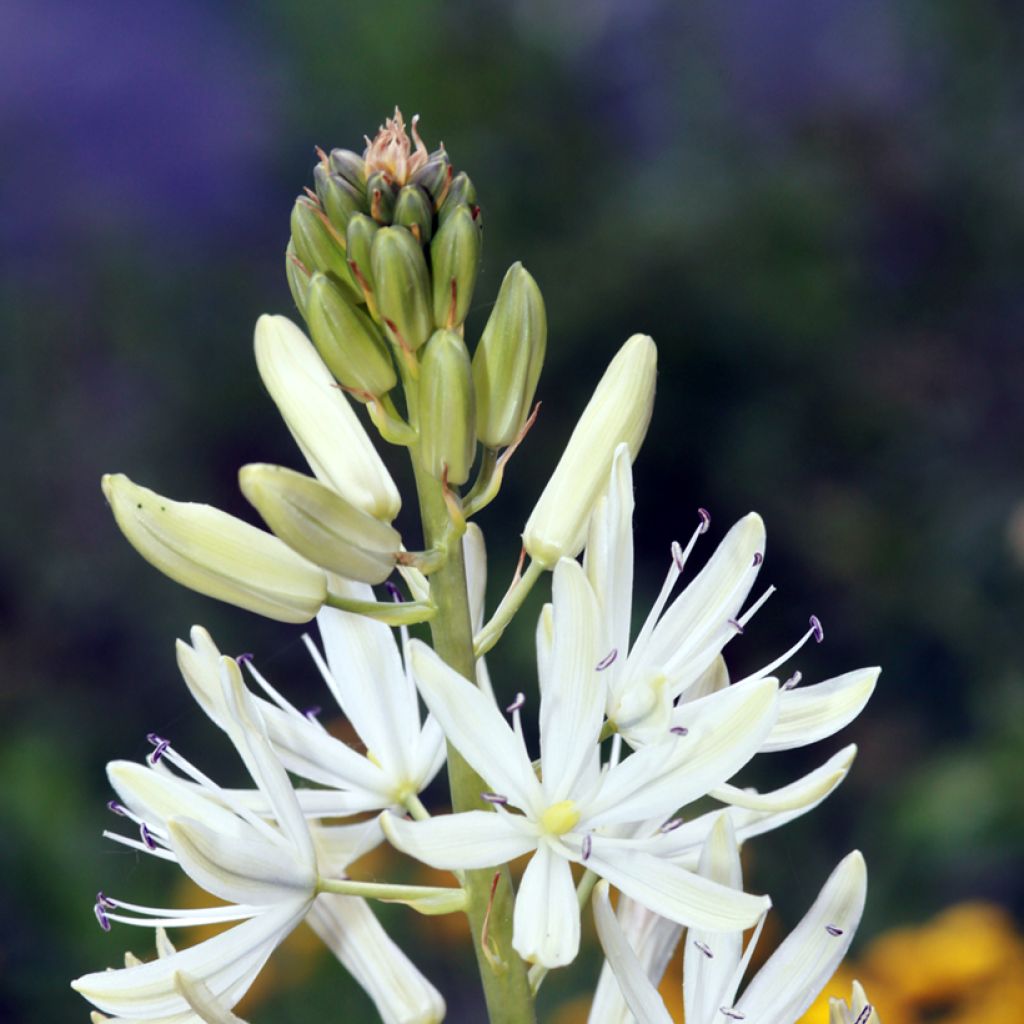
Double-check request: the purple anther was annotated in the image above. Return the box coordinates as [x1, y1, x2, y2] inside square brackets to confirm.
[596, 648, 618, 672]
[697, 507, 711, 534]
[719, 1010, 746, 1021]
[809, 615, 824, 644]
[825, 924, 844, 937]
[505, 692, 525, 714]
[581, 834, 592, 861]
[782, 671, 803, 691]
[147, 738, 170, 765]
[728, 618, 745, 635]
[853, 1007, 873, 1024]
[94, 901, 111, 932]
[659, 818, 684, 833]
[694, 939, 714, 959]
[139, 823, 157, 851]
[303, 705, 322, 722]
[107, 800, 127, 817]
[145, 732, 162, 746]
[235, 652, 254, 665]
[753, 552, 763, 566]
[481, 792, 508, 806]
[385, 581, 403, 603]
[670, 726, 689, 736]
[96, 891, 116, 910]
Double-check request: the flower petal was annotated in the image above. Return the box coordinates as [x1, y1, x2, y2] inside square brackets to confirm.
[381, 810, 537, 870]
[463, 524, 495, 698]
[512, 843, 581, 967]
[735, 851, 867, 1024]
[174, 972, 249, 1023]
[761, 667, 879, 752]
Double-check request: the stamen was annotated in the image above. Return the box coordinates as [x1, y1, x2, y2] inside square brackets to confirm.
[146, 734, 170, 765]
[809, 614, 824, 643]
[481, 792, 508, 806]
[853, 1008, 873, 1024]
[670, 726, 689, 736]
[96, 891, 116, 910]
[825, 924, 844, 937]
[660, 818, 684, 833]
[736, 585, 776, 629]
[753, 551, 763, 566]
[505, 692, 525, 714]
[94, 902, 111, 932]
[782, 670, 803, 690]
[698, 507, 711, 534]
[694, 939, 714, 958]
[720, 1010, 746, 1021]
[235, 652, 254, 665]
[581, 834, 592, 861]
[139, 823, 157, 851]
[671, 540, 686, 571]
[728, 618, 744, 635]
[304, 705, 322, 722]
[596, 649, 618, 672]
[385, 581, 403, 603]
[107, 800, 127, 816]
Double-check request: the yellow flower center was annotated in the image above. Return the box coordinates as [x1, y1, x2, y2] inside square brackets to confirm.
[540, 800, 581, 836]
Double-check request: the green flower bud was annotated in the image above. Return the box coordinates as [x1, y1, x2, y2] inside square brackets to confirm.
[523, 334, 657, 566]
[394, 184, 434, 244]
[371, 226, 434, 351]
[346, 213, 379, 299]
[366, 170, 397, 224]
[418, 328, 476, 485]
[411, 147, 452, 207]
[430, 204, 481, 329]
[239, 464, 400, 584]
[472, 262, 547, 447]
[328, 148, 367, 191]
[102, 473, 327, 623]
[314, 163, 365, 235]
[285, 239, 311, 318]
[290, 195, 349, 280]
[305, 273, 396, 400]
[439, 171, 477, 218]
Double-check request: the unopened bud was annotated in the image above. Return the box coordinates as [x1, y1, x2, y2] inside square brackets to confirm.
[439, 171, 477, 220]
[101, 474, 327, 623]
[254, 314, 401, 521]
[239, 464, 400, 584]
[411, 147, 452, 207]
[290, 196, 349, 282]
[366, 171, 397, 224]
[418, 329, 476, 485]
[314, 164, 365, 235]
[306, 273, 396, 399]
[394, 184, 434, 244]
[473, 262, 546, 447]
[523, 334, 656, 566]
[371, 227, 433, 351]
[285, 240, 311, 318]
[328, 148, 367, 191]
[430, 204, 481, 329]
[346, 213, 379, 298]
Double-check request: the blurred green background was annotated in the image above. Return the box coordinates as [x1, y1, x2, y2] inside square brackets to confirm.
[3, 0, 1023, 1019]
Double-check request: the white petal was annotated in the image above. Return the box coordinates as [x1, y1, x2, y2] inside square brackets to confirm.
[591, 881, 674, 1024]
[254, 314, 400, 521]
[684, 815, 744, 1024]
[307, 894, 445, 1024]
[585, 678, 778, 827]
[312, 819, 384, 876]
[71, 899, 308, 1019]
[762, 667, 879, 752]
[587, 842, 770, 932]
[381, 810, 537, 870]
[735, 851, 867, 1024]
[176, 627, 228, 730]
[174, 973, 249, 1023]
[512, 843, 581, 967]
[409, 641, 542, 812]
[539, 559, 604, 802]
[463, 524, 496, 698]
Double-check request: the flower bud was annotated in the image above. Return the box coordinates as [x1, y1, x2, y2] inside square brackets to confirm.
[411, 146, 452, 207]
[239, 464, 400, 584]
[523, 334, 656, 566]
[328, 148, 367, 191]
[371, 227, 433, 351]
[439, 171, 477, 219]
[430, 204, 481, 329]
[346, 213, 379, 297]
[254, 314, 401, 521]
[290, 196, 349, 282]
[472, 262, 547, 447]
[366, 170, 397, 224]
[394, 184, 434, 244]
[314, 163, 365, 235]
[418, 329, 476, 485]
[285, 239, 311, 318]
[101, 473, 327, 623]
[305, 273, 396, 399]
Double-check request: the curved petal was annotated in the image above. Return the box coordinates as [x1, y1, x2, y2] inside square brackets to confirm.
[512, 843, 581, 968]
[591, 881, 674, 1024]
[174, 972, 249, 1023]
[381, 810, 537, 870]
[735, 851, 867, 1024]
[463, 524, 496, 699]
[312, 819, 384, 876]
[762, 668, 878, 752]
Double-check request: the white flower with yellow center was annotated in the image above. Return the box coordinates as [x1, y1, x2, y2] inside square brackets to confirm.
[383, 557, 780, 969]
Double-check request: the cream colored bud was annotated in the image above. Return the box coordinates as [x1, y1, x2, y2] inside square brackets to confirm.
[101, 473, 327, 623]
[523, 334, 656, 566]
[239, 464, 400, 584]
[254, 314, 401, 521]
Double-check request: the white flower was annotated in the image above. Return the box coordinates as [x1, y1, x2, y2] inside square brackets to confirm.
[586, 445, 878, 751]
[383, 558, 778, 969]
[593, 815, 867, 1024]
[829, 981, 880, 1024]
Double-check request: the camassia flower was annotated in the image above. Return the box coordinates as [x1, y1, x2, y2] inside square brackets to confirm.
[586, 445, 878, 751]
[592, 815, 867, 1024]
[383, 557, 779, 969]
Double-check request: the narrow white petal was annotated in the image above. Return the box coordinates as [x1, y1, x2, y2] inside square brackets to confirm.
[591, 881, 674, 1024]
[409, 641, 542, 812]
[175, 627, 228, 730]
[587, 843, 770, 931]
[313, 819, 384, 876]
[307, 894, 445, 1024]
[381, 811, 537, 870]
[174, 973, 249, 1023]
[762, 667, 879, 752]
[463, 524, 496, 698]
[512, 843, 581, 967]
[735, 851, 867, 1024]
[684, 654, 730, 702]
[539, 559, 604, 802]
